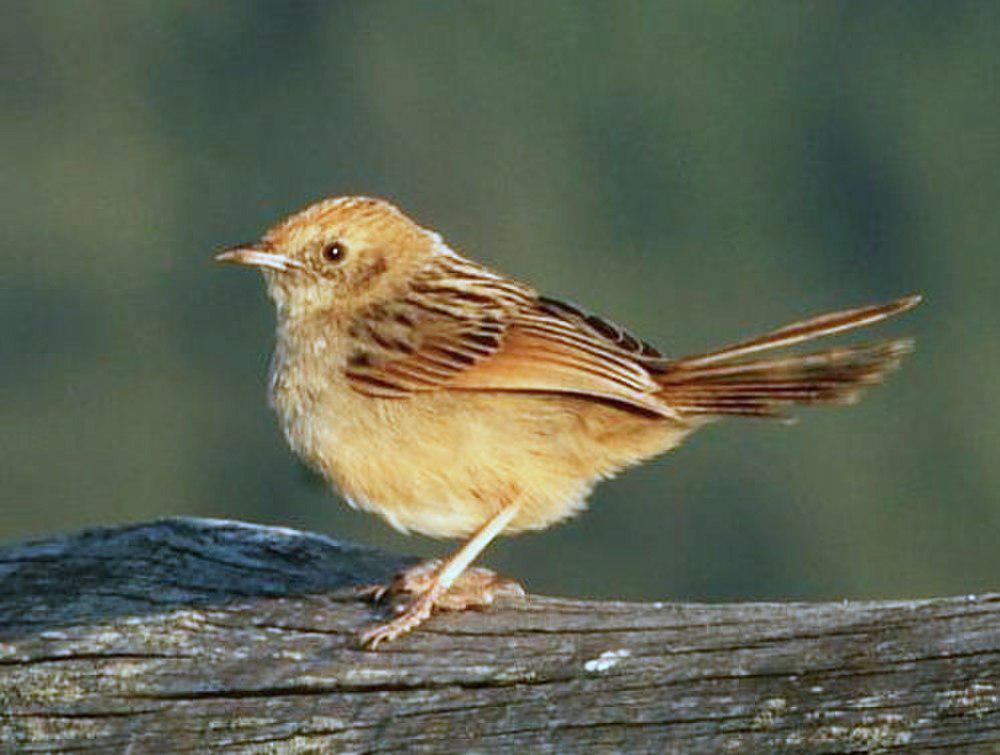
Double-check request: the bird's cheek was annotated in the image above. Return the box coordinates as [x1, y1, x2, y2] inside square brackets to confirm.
[349, 256, 390, 291]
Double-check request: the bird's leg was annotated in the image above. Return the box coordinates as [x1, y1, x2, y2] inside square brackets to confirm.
[358, 503, 523, 649]
[359, 559, 525, 610]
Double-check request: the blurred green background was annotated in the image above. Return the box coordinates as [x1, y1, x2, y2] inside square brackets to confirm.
[3, 2, 998, 603]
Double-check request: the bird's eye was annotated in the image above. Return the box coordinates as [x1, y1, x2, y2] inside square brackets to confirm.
[321, 241, 346, 264]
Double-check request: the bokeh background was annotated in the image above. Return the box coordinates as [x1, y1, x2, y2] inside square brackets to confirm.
[4, 2, 998, 602]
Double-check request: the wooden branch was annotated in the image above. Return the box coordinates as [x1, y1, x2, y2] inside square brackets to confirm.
[0, 519, 996, 753]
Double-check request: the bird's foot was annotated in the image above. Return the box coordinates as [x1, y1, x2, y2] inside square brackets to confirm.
[356, 559, 525, 649]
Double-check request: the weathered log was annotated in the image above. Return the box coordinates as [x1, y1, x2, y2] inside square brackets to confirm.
[0, 518, 996, 753]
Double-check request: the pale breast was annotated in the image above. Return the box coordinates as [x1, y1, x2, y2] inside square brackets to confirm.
[271, 338, 690, 539]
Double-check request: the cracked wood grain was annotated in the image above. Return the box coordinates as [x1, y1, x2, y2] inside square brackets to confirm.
[0, 518, 997, 753]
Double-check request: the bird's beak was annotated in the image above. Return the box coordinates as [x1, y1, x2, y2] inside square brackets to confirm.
[214, 243, 303, 272]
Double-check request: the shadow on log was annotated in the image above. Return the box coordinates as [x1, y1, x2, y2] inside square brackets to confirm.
[0, 518, 997, 753]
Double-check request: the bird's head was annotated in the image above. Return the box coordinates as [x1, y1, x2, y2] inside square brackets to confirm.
[216, 196, 441, 320]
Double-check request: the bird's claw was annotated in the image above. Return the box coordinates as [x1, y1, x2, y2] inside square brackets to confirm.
[355, 560, 526, 649]
[352, 582, 390, 603]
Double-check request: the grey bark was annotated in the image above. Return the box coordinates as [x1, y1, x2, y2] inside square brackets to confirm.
[0, 518, 996, 753]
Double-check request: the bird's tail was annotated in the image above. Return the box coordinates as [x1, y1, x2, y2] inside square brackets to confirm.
[655, 295, 921, 420]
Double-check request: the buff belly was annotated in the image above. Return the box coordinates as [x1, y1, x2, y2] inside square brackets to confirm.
[277, 382, 691, 539]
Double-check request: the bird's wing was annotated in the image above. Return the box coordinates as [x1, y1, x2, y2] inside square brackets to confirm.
[344, 254, 678, 417]
[533, 296, 671, 368]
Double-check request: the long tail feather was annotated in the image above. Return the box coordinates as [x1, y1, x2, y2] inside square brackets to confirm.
[674, 294, 920, 368]
[658, 296, 920, 420]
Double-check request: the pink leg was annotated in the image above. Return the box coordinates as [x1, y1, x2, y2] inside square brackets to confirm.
[358, 504, 522, 649]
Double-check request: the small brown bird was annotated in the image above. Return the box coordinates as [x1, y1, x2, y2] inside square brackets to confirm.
[216, 195, 920, 648]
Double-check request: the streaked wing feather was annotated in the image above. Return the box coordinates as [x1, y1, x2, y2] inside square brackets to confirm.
[448, 328, 673, 416]
[344, 254, 677, 417]
[536, 297, 668, 365]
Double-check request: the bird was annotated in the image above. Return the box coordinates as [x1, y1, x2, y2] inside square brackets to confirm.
[216, 195, 920, 649]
